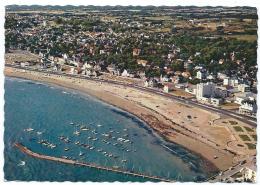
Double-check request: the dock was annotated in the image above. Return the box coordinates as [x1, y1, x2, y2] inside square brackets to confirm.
[14, 143, 172, 182]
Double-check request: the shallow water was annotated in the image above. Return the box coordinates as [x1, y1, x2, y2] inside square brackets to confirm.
[4, 77, 213, 182]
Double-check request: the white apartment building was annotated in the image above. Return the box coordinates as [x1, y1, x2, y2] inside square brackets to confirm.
[223, 77, 229, 86]
[211, 97, 223, 106]
[196, 82, 215, 99]
[235, 92, 256, 105]
[239, 101, 257, 115]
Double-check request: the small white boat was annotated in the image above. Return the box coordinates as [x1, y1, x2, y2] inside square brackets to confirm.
[102, 133, 109, 137]
[17, 160, 26, 166]
[81, 128, 89, 131]
[36, 131, 42, 135]
[122, 159, 127, 163]
[64, 138, 70, 143]
[97, 124, 102, 127]
[24, 128, 34, 132]
[79, 151, 84, 156]
[73, 131, 80, 136]
[117, 138, 125, 142]
[49, 144, 57, 149]
[69, 122, 74, 125]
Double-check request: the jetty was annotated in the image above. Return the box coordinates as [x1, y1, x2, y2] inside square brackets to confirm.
[14, 143, 172, 182]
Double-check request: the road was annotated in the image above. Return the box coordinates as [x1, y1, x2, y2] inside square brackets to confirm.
[6, 64, 257, 127]
[208, 156, 256, 182]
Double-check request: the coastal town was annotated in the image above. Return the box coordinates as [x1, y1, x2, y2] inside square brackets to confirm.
[4, 5, 257, 183]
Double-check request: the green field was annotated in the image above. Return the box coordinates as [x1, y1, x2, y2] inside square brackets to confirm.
[239, 134, 251, 141]
[245, 143, 256, 150]
[251, 135, 257, 141]
[233, 126, 244, 132]
[244, 126, 254, 132]
[229, 120, 238, 125]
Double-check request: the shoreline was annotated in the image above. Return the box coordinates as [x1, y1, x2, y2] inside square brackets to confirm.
[5, 67, 237, 173]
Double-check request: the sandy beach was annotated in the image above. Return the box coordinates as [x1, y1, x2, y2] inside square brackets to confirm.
[5, 67, 256, 172]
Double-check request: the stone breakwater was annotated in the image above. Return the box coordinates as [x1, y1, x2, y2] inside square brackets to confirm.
[14, 143, 173, 182]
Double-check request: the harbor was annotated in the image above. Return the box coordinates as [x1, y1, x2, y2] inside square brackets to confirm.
[14, 143, 172, 182]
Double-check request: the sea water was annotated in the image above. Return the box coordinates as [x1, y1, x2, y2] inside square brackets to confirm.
[4, 77, 214, 182]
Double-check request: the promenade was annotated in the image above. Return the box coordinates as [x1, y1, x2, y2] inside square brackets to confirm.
[5, 64, 256, 127]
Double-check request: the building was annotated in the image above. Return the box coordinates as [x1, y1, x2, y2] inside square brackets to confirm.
[160, 75, 170, 82]
[107, 64, 120, 75]
[239, 100, 257, 115]
[215, 87, 228, 98]
[175, 83, 187, 89]
[137, 71, 146, 79]
[238, 84, 250, 93]
[239, 167, 256, 183]
[210, 97, 223, 106]
[133, 48, 141, 56]
[82, 62, 93, 70]
[171, 75, 180, 84]
[207, 74, 215, 80]
[185, 85, 197, 95]
[196, 82, 215, 99]
[235, 96, 246, 105]
[224, 77, 239, 87]
[144, 80, 149, 87]
[144, 78, 158, 88]
[137, 59, 148, 67]
[223, 77, 230, 86]
[182, 71, 191, 78]
[218, 72, 228, 80]
[121, 69, 130, 77]
[163, 83, 175, 93]
[70, 67, 77, 75]
[184, 60, 193, 70]
[20, 62, 30, 68]
[196, 70, 207, 80]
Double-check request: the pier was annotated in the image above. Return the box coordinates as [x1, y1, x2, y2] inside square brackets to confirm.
[14, 143, 172, 182]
